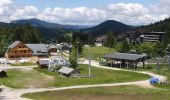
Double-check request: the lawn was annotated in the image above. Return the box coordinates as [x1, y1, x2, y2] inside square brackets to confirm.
[137, 63, 170, 90]
[34, 64, 150, 87]
[11, 62, 36, 66]
[22, 85, 170, 100]
[81, 46, 116, 60]
[0, 64, 150, 88]
[0, 69, 55, 88]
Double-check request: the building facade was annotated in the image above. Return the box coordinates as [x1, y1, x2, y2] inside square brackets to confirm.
[6, 41, 33, 59]
[6, 41, 49, 59]
[140, 32, 165, 43]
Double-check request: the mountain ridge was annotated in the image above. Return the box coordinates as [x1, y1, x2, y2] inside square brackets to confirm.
[11, 18, 93, 30]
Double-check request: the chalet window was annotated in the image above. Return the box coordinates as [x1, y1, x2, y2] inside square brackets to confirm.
[37, 51, 41, 53]
[14, 51, 18, 53]
[24, 50, 27, 53]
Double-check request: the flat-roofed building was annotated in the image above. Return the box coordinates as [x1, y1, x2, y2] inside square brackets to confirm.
[140, 32, 165, 43]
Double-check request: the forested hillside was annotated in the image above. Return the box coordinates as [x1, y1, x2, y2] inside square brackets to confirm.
[81, 20, 133, 36]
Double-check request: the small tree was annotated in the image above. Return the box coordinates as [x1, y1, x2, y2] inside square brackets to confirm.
[0, 39, 8, 57]
[69, 47, 78, 69]
[119, 38, 130, 53]
[69, 38, 82, 69]
[104, 32, 116, 48]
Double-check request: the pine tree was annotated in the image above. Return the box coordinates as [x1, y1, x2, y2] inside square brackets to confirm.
[119, 38, 130, 53]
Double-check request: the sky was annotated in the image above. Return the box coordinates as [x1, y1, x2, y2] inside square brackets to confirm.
[0, 0, 170, 25]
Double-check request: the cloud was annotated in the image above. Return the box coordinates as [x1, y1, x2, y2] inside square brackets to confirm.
[11, 6, 38, 20]
[0, 0, 169, 25]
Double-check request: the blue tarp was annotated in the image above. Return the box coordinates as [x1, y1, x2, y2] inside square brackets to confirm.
[149, 78, 159, 84]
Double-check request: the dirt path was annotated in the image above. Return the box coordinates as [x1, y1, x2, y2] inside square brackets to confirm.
[0, 61, 167, 100]
[1, 80, 152, 100]
[81, 60, 167, 82]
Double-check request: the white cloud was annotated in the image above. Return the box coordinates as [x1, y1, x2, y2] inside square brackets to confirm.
[0, 0, 12, 6]
[11, 6, 38, 20]
[0, 0, 169, 25]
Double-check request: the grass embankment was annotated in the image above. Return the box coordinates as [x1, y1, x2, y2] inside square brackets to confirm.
[34, 64, 150, 87]
[82, 46, 116, 60]
[0, 69, 54, 88]
[138, 63, 170, 89]
[0, 65, 150, 88]
[11, 62, 36, 66]
[22, 85, 170, 100]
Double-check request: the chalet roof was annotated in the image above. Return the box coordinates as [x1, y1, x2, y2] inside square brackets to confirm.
[38, 60, 49, 65]
[102, 53, 146, 61]
[8, 41, 21, 49]
[58, 66, 74, 74]
[26, 44, 48, 54]
[49, 45, 56, 49]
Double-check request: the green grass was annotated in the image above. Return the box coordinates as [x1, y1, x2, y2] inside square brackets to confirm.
[82, 46, 116, 60]
[11, 62, 36, 66]
[34, 64, 150, 87]
[0, 64, 150, 88]
[22, 85, 170, 100]
[0, 69, 55, 88]
[138, 64, 170, 81]
[138, 63, 170, 90]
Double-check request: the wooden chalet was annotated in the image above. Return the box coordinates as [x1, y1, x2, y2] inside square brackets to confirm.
[5, 41, 33, 59]
[48, 45, 58, 53]
[6, 41, 49, 59]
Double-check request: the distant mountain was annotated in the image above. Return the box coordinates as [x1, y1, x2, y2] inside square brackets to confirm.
[11, 18, 92, 30]
[81, 20, 133, 36]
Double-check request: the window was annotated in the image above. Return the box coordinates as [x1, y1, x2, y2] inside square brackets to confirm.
[37, 51, 41, 53]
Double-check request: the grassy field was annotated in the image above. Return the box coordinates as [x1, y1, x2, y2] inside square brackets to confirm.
[22, 85, 170, 100]
[0, 64, 150, 88]
[0, 69, 55, 88]
[82, 46, 116, 60]
[137, 64, 170, 82]
[11, 62, 36, 66]
[34, 64, 150, 87]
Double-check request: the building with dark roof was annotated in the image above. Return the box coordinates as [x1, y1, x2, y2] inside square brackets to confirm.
[101, 53, 147, 69]
[37, 59, 49, 68]
[26, 44, 49, 57]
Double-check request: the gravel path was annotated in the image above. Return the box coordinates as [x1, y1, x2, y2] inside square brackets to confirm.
[0, 60, 167, 100]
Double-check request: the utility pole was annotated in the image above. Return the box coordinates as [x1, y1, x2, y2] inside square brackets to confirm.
[88, 46, 91, 77]
[77, 41, 79, 65]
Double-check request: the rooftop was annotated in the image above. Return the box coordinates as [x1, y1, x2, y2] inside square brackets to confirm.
[58, 66, 74, 74]
[102, 53, 146, 61]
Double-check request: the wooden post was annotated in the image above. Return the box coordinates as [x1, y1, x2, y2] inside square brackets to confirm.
[143, 61, 145, 68]
[111, 59, 113, 67]
[120, 60, 122, 68]
[127, 61, 129, 69]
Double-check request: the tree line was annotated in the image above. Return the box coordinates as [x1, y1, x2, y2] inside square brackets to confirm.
[0, 24, 43, 57]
